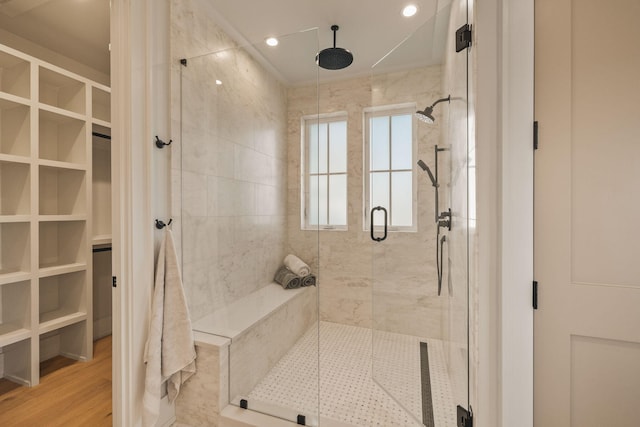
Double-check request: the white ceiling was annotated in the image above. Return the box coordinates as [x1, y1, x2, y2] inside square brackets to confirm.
[0, 0, 452, 86]
[208, 0, 452, 85]
[0, 0, 110, 75]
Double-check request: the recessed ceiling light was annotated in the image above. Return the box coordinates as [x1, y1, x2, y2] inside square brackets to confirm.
[402, 5, 418, 17]
[266, 37, 279, 47]
[215, 80, 222, 85]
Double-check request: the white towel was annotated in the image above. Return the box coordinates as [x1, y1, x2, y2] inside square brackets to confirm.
[142, 229, 197, 427]
[283, 254, 310, 277]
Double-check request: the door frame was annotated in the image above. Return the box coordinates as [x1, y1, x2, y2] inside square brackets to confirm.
[475, 0, 534, 426]
[111, 0, 160, 424]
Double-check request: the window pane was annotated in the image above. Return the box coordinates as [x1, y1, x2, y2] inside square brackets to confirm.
[308, 175, 318, 225]
[370, 116, 389, 171]
[329, 174, 347, 225]
[318, 175, 328, 225]
[308, 122, 318, 174]
[318, 123, 328, 174]
[371, 172, 389, 226]
[391, 171, 412, 227]
[329, 121, 347, 173]
[391, 114, 412, 170]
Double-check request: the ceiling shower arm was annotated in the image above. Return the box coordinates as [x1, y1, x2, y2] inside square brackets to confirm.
[430, 95, 451, 108]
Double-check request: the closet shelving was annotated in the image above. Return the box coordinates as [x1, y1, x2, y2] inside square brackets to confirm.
[0, 44, 110, 388]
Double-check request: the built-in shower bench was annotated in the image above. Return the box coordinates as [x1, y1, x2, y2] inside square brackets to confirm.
[174, 283, 316, 426]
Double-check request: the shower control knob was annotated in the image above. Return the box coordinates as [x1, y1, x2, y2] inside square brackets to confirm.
[438, 208, 452, 231]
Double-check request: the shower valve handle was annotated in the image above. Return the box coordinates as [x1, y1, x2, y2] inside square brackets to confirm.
[438, 208, 452, 231]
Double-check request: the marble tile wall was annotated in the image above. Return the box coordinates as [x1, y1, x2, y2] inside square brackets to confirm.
[229, 287, 317, 401]
[171, 0, 289, 323]
[287, 67, 446, 339]
[175, 340, 230, 426]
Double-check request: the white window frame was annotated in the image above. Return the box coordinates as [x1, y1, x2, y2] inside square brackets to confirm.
[363, 103, 418, 232]
[301, 111, 348, 231]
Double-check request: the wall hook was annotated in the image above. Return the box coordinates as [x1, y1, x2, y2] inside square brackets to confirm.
[155, 136, 172, 149]
[155, 218, 172, 229]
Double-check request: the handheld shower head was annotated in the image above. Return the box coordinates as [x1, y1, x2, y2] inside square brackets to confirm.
[417, 159, 438, 187]
[415, 95, 451, 124]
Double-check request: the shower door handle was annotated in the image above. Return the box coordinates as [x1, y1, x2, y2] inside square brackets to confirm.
[370, 206, 388, 242]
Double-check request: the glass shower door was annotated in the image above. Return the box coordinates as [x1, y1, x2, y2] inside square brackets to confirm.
[178, 28, 321, 425]
[370, 1, 470, 426]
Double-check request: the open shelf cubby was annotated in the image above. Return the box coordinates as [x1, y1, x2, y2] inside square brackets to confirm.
[0, 222, 30, 280]
[0, 97, 30, 157]
[39, 220, 86, 270]
[0, 50, 29, 99]
[39, 109, 86, 164]
[0, 338, 31, 387]
[39, 166, 86, 216]
[39, 270, 86, 333]
[92, 126, 111, 239]
[0, 160, 30, 215]
[92, 87, 110, 123]
[0, 280, 30, 346]
[39, 67, 85, 115]
[40, 321, 88, 364]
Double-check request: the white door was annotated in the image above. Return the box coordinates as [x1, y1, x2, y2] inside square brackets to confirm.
[534, 0, 640, 426]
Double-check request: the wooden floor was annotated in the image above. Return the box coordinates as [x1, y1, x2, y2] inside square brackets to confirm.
[0, 336, 112, 427]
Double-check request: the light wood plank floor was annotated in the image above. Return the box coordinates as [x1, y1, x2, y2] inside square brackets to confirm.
[0, 336, 112, 427]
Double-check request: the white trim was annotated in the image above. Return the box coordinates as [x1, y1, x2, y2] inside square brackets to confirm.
[475, 0, 534, 426]
[499, 0, 534, 426]
[111, 0, 160, 425]
[110, 1, 130, 424]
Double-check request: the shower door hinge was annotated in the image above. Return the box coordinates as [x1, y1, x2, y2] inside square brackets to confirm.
[534, 121, 539, 150]
[457, 405, 473, 427]
[112, 276, 117, 288]
[456, 24, 472, 52]
[533, 280, 539, 309]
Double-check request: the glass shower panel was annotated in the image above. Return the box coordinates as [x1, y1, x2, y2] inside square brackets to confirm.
[179, 28, 320, 425]
[370, 0, 470, 425]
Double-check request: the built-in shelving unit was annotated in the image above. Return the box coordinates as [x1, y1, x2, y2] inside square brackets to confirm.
[0, 43, 110, 388]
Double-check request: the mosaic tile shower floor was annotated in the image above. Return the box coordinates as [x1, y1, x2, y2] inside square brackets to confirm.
[246, 321, 458, 427]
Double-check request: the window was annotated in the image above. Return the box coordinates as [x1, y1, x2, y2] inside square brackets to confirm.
[364, 105, 417, 231]
[302, 113, 348, 230]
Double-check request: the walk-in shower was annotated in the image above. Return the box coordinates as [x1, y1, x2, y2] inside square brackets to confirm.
[173, 0, 472, 425]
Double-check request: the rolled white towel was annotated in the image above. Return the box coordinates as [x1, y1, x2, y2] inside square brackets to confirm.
[283, 254, 310, 277]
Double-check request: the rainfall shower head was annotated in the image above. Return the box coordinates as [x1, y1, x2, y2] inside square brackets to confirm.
[415, 95, 451, 124]
[417, 159, 438, 187]
[316, 25, 354, 70]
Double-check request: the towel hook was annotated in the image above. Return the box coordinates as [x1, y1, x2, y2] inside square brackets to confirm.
[155, 218, 172, 229]
[155, 136, 172, 149]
